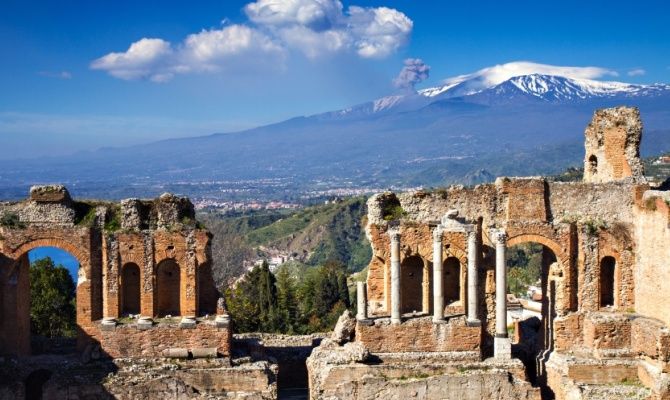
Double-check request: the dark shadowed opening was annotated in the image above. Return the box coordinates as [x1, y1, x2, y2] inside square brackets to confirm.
[443, 257, 461, 304]
[156, 259, 180, 317]
[25, 369, 52, 400]
[588, 154, 598, 175]
[121, 263, 141, 315]
[401, 255, 423, 314]
[599, 256, 616, 308]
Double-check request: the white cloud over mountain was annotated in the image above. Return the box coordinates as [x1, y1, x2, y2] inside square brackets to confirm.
[419, 61, 620, 97]
[91, 0, 412, 81]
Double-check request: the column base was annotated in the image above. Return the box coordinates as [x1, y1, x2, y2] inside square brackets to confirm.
[356, 318, 374, 326]
[494, 336, 512, 360]
[391, 317, 402, 325]
[466, 318, 481, 327]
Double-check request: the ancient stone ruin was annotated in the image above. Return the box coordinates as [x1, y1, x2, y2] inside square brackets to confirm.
[1, 106, 669, 399]
[308, 106, 670, 400]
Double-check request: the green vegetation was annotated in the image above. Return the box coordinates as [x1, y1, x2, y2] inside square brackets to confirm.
[104, 205, 121, 232]
[0, 211, 25, 229]
[506, 243, 543, 297]
[225, 260, 350, 334]
[30, 257, 77, 338]
[550, 166, 584, 182]
[199, 197, 371, 288]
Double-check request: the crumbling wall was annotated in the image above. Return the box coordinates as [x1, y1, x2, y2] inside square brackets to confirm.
[307, 339, 539, 400]
[0, 186, 218, 358]
[633, 191, 670, 326]
[583, 106, 645, 183]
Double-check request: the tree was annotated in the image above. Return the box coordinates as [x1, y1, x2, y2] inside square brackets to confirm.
[224, 261, 279, 332]
[275, 265, 297, 333]
[30, 257, 76, 338]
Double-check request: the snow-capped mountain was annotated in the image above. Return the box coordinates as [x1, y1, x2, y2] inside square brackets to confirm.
[330, 62, 670, 118]
[3, 62, 670, 199]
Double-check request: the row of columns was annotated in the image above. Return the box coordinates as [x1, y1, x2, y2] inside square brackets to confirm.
[356, 226, 511, 359]
[382, 227, 482, 325]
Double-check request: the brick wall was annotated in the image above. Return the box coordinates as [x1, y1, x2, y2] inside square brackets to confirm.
[355, 316, 481, 354]
[92, 321, 231, 358]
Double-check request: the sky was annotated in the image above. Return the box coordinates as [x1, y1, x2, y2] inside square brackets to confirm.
[1, 0, 669, 159]
[29, 247, 80, 282]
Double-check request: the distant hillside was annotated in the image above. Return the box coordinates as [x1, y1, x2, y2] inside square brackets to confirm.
[199, 197, 371, 287]
[2, 68, 670, 201]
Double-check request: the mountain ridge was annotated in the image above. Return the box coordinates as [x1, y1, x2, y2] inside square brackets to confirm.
[1, 65, 669, 201]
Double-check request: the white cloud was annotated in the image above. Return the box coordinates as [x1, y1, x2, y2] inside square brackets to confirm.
[439, 61, 620, 95]
[245, 0, 412, 59]
[627, 68, 646, 77]
[245, 0, 344, 30]
[91, 26, 285, 82]
[92, 1, 412, 81]
[348, 6, 412, 58]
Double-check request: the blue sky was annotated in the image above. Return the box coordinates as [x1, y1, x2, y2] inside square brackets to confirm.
[29, 247, 80, 282]
[1, 0, 669, 159]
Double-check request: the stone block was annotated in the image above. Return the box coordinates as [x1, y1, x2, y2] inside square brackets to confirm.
[29, 185, 72, 203]
[163, 348, 189, 358]
[494, 337, 511, 360]
[191, 347, 218, 358]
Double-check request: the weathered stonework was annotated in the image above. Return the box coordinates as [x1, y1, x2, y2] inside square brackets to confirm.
[583, 106, 645, 183]
[0, 189, 220, 358]
[343, 106, 670, 399]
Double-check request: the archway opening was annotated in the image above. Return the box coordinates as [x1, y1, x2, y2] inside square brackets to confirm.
[26, 247, 79, 355]
[25, 369, 53, 400]
[400, 255, 423, 314]
[156, 259, 181, 317]
[506, 241, 558, 388]
[588, 154, 598, 175]
[443, 257, 461, 305]
[121, 263, 141, 315]
[599, 256, 616, 308]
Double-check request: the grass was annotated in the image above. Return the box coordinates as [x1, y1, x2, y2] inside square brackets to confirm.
[382, 204, 407, 222]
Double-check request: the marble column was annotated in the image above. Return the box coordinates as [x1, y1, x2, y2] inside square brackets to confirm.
[390, 230, 402, 324]
[494, 229, 511, 359]
[466, 228, 480, 326]
[356, 281, 368, 320]
[432, 227, 444, 322]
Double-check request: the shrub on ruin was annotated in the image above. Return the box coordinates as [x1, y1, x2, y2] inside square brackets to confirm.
[0, 212, 25, 229]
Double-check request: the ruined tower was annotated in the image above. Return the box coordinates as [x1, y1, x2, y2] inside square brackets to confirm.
[583, 106, 645, 183]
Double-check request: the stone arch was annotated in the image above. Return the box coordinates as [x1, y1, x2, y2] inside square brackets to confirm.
[507, 234, 569, 269]
[121, 263, 141, 315]
[9, 238, 89, 281]
[155, 258, 181, 317]
[2, 237, 96, 356]
[400, 255, 424, 314]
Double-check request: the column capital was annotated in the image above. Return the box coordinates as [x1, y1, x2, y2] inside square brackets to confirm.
[388, 229, 401, 243]
[491, 229, 507, 245]
[432, 226, 443, 242]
